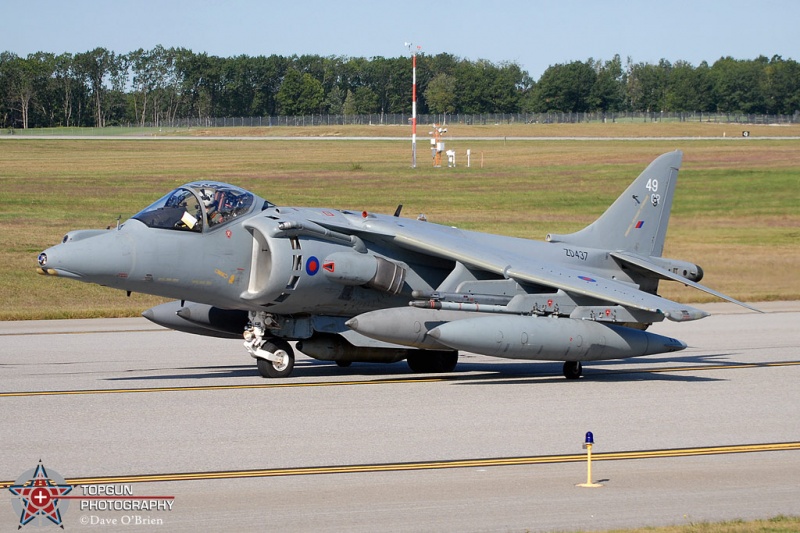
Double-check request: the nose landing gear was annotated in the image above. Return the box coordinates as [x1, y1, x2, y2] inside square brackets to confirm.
[244, 322, 295, 378]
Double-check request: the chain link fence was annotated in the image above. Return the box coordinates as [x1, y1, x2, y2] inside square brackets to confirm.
[156, 111, 799, 129]
[6, 111, 797, 135]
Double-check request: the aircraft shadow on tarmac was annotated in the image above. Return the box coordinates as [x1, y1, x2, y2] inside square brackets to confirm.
[103, 352, 733, 384]
[105, 364, 270, 381]
[589, 352, 738, 366]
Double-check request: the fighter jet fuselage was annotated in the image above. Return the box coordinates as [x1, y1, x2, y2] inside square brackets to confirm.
[37, 152, 759, 378]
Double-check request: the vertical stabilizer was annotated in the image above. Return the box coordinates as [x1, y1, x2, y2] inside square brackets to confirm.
[546, 151, 682, 257]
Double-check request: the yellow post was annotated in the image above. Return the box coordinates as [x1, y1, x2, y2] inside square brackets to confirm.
[577, 431, 603, 488]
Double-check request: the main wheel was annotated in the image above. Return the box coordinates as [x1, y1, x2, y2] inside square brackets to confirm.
[407, 351, 458, 373]
[563, 361, 582, 380]
[256, 339, 295, 378]
[434, 351, 458, 373]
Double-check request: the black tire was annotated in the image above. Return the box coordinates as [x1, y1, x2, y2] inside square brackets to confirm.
[563, 361, 582, 380]
[434, 351, 458, 373]
[407, 351, 458, 373]
[256, 339, 295, 378]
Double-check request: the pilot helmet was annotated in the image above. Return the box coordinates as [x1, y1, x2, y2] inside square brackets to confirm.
[198, 188, 215, 207]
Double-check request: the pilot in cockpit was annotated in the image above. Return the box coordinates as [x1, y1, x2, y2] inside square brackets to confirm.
[199, 188, 224, 227]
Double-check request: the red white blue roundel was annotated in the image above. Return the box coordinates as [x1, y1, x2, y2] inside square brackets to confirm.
[306, 256, 320, 275]
[578, 275, 596, 282]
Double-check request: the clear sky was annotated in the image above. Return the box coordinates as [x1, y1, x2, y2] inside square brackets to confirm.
[5, 0, 798, 79]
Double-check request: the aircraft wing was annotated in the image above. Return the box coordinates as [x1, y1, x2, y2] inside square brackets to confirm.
[610, 252, 762, 313]
[356, 219, 709, 322]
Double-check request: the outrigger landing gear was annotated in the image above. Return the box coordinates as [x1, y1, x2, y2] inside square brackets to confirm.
[244, 320, 295, 378]
[563, 361, 582, 380]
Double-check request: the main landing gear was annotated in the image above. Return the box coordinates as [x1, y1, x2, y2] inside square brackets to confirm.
[406, 351, 459, 373]
[563, 361, 583, 380]
[244, 322, 295, 378]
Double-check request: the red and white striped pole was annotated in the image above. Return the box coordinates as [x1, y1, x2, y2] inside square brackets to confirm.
[406, 43, 419, 168]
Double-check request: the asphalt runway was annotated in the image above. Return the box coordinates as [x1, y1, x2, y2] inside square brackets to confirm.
[1, 301, 799, 531]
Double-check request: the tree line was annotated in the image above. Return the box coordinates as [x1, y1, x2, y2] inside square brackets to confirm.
[1, 46, 798, 129]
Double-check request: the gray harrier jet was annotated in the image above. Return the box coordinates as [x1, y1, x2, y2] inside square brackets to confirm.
[37, 150, 758, 378]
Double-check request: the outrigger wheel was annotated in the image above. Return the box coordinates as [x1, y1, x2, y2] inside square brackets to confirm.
[563, 361, 582, 380]
[256, 339, 295, 378]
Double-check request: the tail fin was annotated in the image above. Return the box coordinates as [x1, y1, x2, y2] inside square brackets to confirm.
[546, 150, 682, 257]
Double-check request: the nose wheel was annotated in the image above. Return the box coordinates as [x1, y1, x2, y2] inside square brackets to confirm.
[244, 320, 296, 378]
[253, 339, 295, 378]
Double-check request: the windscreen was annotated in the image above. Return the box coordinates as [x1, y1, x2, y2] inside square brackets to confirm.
[132, 183, 256, 232]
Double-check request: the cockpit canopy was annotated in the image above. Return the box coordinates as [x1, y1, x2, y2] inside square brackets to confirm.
[132, 182, 267, 232]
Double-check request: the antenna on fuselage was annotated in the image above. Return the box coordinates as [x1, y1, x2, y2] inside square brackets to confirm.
[393, 204, 403, 217]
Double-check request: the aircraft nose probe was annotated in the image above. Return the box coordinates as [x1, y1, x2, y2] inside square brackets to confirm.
[36, 252, 57, 276]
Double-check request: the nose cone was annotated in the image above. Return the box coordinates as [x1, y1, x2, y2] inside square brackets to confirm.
[426, 327, 441, 339]
[663, 336, 688, 352]
[37, 230, 134, 286]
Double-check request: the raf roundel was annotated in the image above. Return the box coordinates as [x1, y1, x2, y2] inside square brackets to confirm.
[306, 256, 320, 276]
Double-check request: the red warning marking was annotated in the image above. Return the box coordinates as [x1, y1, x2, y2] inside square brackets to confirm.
[323, 262, 335, 273]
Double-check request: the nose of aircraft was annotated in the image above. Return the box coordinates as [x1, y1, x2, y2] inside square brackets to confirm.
[37, 229, 134, 285]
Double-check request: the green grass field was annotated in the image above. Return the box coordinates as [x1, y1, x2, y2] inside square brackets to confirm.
[1, 126, 798, 320]
[600, 516, 800, 533]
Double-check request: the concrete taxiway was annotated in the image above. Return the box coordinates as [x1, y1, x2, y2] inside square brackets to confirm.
[1, 301, 799, 531]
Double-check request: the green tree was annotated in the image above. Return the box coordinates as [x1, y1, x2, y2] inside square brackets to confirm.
[588, 55, 626, 112]
[277, 69, 324, 115]
[3, 46, 798, 126]
[626, 59, 671, 112]
[363, 57, 395, 119]
[764, 55, 800, 114]
[129, 47, 157, 125]
[531, 60, 596, 112]
[664, 60, 712, 112]
[0, 52, 57, 129]
[28, 52, 58, 127]
[710, 56, 767, 114]
[342, 89, 356, 116]
[424, 73, 456, 114]
[175, 50, 222, 120]
[453, 59, 485, 114]
[2, 54, 35, 128]
[324, 84, 345, 114]
[318, 55, 346, 114]
[352, 86, 378, 114]
[250, 55, 288, 116]
[488, 62, 525, 113]
[73, 47, 123, 127]
[51, 52, 84, 127]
